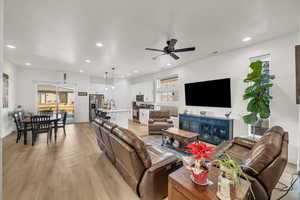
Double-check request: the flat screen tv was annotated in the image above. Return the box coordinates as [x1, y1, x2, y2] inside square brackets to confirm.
[184, 78, 231, 108]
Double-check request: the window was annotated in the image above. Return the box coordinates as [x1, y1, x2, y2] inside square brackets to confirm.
[156, 76, 179, 103]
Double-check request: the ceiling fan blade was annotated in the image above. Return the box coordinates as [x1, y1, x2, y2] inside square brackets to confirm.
[145, 48, 164, 52]
[174, 47, 196, 52]
[152, 53, 166, 60]
[169, 53, 180, 60]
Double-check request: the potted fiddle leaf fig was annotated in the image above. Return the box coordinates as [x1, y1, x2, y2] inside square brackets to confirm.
[242, 60, 275, 127]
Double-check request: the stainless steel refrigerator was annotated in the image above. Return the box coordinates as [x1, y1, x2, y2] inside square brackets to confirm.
[89, 94, 104, 121]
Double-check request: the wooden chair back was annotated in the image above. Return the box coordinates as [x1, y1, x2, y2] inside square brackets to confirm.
[39, 110, 53, 116]
[13, 113, 23, 131]
[62, 112, 67, 124]
[31, 115, 51, 133]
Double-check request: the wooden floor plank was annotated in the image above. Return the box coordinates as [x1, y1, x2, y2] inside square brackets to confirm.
[3, 121, 299, 200]
[3, 123, 139, 200]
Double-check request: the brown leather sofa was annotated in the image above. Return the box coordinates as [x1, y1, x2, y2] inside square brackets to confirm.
[92, 118, 182, 200]
[148, 111, 173, 135]
[216, 126, 288, 200]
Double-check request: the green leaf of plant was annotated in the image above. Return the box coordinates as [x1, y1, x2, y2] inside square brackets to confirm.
[243, 113, 257, 124]
[247, 99, 257, 112]
[250, 60, 263, 70]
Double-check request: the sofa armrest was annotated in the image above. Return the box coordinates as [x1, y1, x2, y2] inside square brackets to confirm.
[148, 119, 154, 124]
[233, 137, 257, 149]
[139, 152, 181, 200]
[148, 152, 178, 172]
[166, 119, 173, 124]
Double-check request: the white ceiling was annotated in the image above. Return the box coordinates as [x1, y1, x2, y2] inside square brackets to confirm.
[4, 0, 300, 78]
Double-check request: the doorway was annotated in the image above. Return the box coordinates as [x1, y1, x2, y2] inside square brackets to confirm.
[37, 83, 75, 122]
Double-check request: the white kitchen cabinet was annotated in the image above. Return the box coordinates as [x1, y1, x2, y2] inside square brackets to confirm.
[131, 81, 154, 102]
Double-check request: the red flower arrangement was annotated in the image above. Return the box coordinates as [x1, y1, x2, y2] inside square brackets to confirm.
[187, 142, 215, 161]
[187, 142, 216, 185]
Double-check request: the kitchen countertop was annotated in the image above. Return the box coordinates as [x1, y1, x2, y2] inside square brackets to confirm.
[98, 108, 131, 113]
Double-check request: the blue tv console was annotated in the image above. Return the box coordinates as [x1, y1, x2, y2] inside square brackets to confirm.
[179, 113, 233, 145]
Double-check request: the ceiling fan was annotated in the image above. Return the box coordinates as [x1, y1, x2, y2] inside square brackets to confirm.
[145, 39, 196, 60]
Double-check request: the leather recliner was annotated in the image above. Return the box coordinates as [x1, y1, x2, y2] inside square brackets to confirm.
[148, 111, 173, 135]
[92, 118, 182, 200]
[216, 126, 288, 200]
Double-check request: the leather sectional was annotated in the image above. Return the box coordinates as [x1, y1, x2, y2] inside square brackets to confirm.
[92, 118, 182, 200]
[216, 126, 288, 200]
[148, 111, 173, 135]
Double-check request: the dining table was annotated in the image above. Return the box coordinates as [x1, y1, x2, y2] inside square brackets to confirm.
[20, 114, 62, 145]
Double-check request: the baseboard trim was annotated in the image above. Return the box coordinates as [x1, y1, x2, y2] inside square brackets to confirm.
[2, 130, 16, 139]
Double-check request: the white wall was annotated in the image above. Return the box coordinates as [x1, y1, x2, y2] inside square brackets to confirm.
[131, 33, 299, 164]
[16, 68, 91, 122]
[16, 68, 131, 123]
[297, 19, 300, 171]
[1, 60, 17, 137]
[113, 79, 132, 109]
[0, 0, 3, 198]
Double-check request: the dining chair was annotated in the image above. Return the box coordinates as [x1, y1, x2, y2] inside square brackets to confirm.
[13, 113, 25, 143]
[31, 115, 52, 145]
[54, 112, 67, 136]
[38, 110, 53, 116]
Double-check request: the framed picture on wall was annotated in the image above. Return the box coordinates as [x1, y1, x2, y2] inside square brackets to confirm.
[3, 73, 9, 108]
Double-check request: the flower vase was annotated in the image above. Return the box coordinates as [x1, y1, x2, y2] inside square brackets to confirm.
[190, 160, 209, 185]
[191, 168, 209, 185]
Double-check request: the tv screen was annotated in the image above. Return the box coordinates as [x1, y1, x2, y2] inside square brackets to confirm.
[184, 78, 231, 108]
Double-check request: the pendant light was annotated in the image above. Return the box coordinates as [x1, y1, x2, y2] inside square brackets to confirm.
[111, 67, 115, 90]
[104, 72, 108, 91]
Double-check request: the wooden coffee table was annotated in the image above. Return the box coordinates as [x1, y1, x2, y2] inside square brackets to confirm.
[162, 128, 199, 152]
[168, 167, 250, 200]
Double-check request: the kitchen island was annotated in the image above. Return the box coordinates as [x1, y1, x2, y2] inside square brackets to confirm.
[98, 108, 131, 128]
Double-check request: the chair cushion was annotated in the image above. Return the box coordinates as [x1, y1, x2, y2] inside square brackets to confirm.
[226, 145, 251, 163]
[112, 127, 152, 168]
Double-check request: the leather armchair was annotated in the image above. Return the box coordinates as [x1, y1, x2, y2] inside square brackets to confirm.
[216, 126, 288, 200]
[148, 111, 173, 135]
[92, 118, 182, 200]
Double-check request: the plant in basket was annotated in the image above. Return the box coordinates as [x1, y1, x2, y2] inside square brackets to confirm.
[214, 154, 257, 200]
[187, 142, 215, 185]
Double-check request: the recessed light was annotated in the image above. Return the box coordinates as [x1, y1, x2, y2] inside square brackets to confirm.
[167, 63, 171, 66]
[85, 59, 91, 63]
[133, 70, 139, 73]
[25, 62, 32, 66]
[96, 42, 103, 47]
[242, 37, 252, 42]
[6, 44, 16, 49]
[79, 69, 84, 73]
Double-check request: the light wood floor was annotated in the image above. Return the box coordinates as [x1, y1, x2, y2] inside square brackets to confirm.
[3, 122, 299, 200]
[3, 123, 139, 200]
